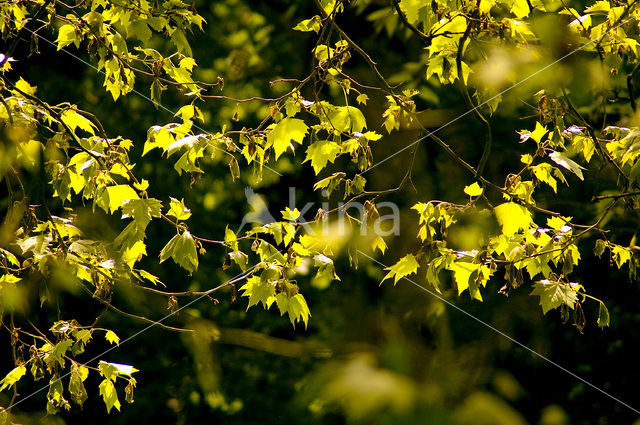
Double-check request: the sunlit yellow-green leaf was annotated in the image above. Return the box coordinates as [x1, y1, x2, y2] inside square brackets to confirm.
[464, 182, 483, 197]
[240, 276, 276, 309]
[267, 117, 309, 159]
[105, 330, 120, 345]
[549, 151, 585, 180]
[530, 279, 578, 314]
[159, 231, 199, 273]
[382, 254, 420, 285]
[167, 197, 192, 221]
[448, 261, 483, 300]
[96, 185, 140, 214]
[0, 364, 26, 392]
[494, 202, 532, 236]
[371, 236, 387, 254]
[304, 139, 341, 174]
[99, 378, 121, 413]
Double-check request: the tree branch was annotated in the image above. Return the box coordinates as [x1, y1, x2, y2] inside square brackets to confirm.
[456, 21, 492, 177]
[390, 0, 433, 45]
[312, 0, 395, 95]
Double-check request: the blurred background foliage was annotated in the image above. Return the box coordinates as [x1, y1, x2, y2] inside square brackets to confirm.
[2, 0, 640, 424]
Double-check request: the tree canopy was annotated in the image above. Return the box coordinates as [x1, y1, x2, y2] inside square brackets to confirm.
[1, 0, 640, 424]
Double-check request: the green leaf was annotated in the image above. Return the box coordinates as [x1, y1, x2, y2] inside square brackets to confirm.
[371, 236, 387, 254]
[304, 139, 341, 174]
[494, 202, 532, 236]
[520, 154, 533, 165]
[97, 185, 140, 214]
[99, 378, 121, 413]
[98, 361, 118, 381]
[15, 77, 37, 95]
[143, 126, 174, 156]
[327, 106, 367, 133]
[448, 261, 482, 300]
[281, 207, 301, 221]
[0, 364, 27, 392]
[585, 0, 610, 13]
[72, 329, 93, 355]
[313, 172, 346, 195]
[166, 197, 192, 221]
[125, 378, 136, 404]
[313, 254, 340, 289]
[165, 135, 203, 158]
[56, 24, 80, 49]
[510, 0, 530, 18]
[463, 182, 483, 197]
[398, 0, 423, 24]
[150, 79, 166, 106]
[547, 216, 571, 230]
[382, 254, 420, 285]
[47, 339, 74, 369]
[240, 276, 276, 309]
[527, 122, 547, 143]
[99, 360, 138, 381]
[121, 198, 163, 228]
[61, 109, 96, 135]
[128, 20, 152, 42]
[47, 378, 70, 414]
[479, 0, 497, 14]
[173, 146, 204, 175]
[597, 302, 610, 328]
[426, 255, 450, 292]
[267, 117, 309, 159]
[275, 292, 311, 328]
[293, 15, 321, 32]
[549, 151, 585, 180]
[68, 365, 89, 406]
[229, 157, 240, 181]
[228, 250, 248, 271]
[530, 279, 578, 314]
[532, 163, 559, 193]
[0, 274, 20, 284]
[159, 231, 199, 273]
[611, 245, 632, 268]
[345, 175, 366, 197]
[170, 28, 193, 56]
[356, 93, 369, 105]
[594, 239, 607, 257]
[224, 226, 238, 250]
[105, 330, 120, 345]
[179, 58, 198, 73]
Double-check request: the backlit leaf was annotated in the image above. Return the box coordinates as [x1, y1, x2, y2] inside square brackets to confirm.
[105, 330, 120, 345]
[97, 185, 140, 214]
[304, 139, 341, 174]
[448, 261, 482, 300]
[61, 109, 96, 135]
[267, 117, 309, 159]
[159, 231, 199, 273]
[549, 151, 585, 180]
[464, 182, 483, 197]
[382, 254, 420, 285]
[327, 106, 367, 133]
[494, 202, 532, 236]
[166, 197, 192, 221]
[240, 276, 276, 309]
[275, 292, 311, 328]
[0, 364, 26, 392]
[371, 236, 387, 254]
[99, 378, 121, 413]
[531, 279, 578, 314]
